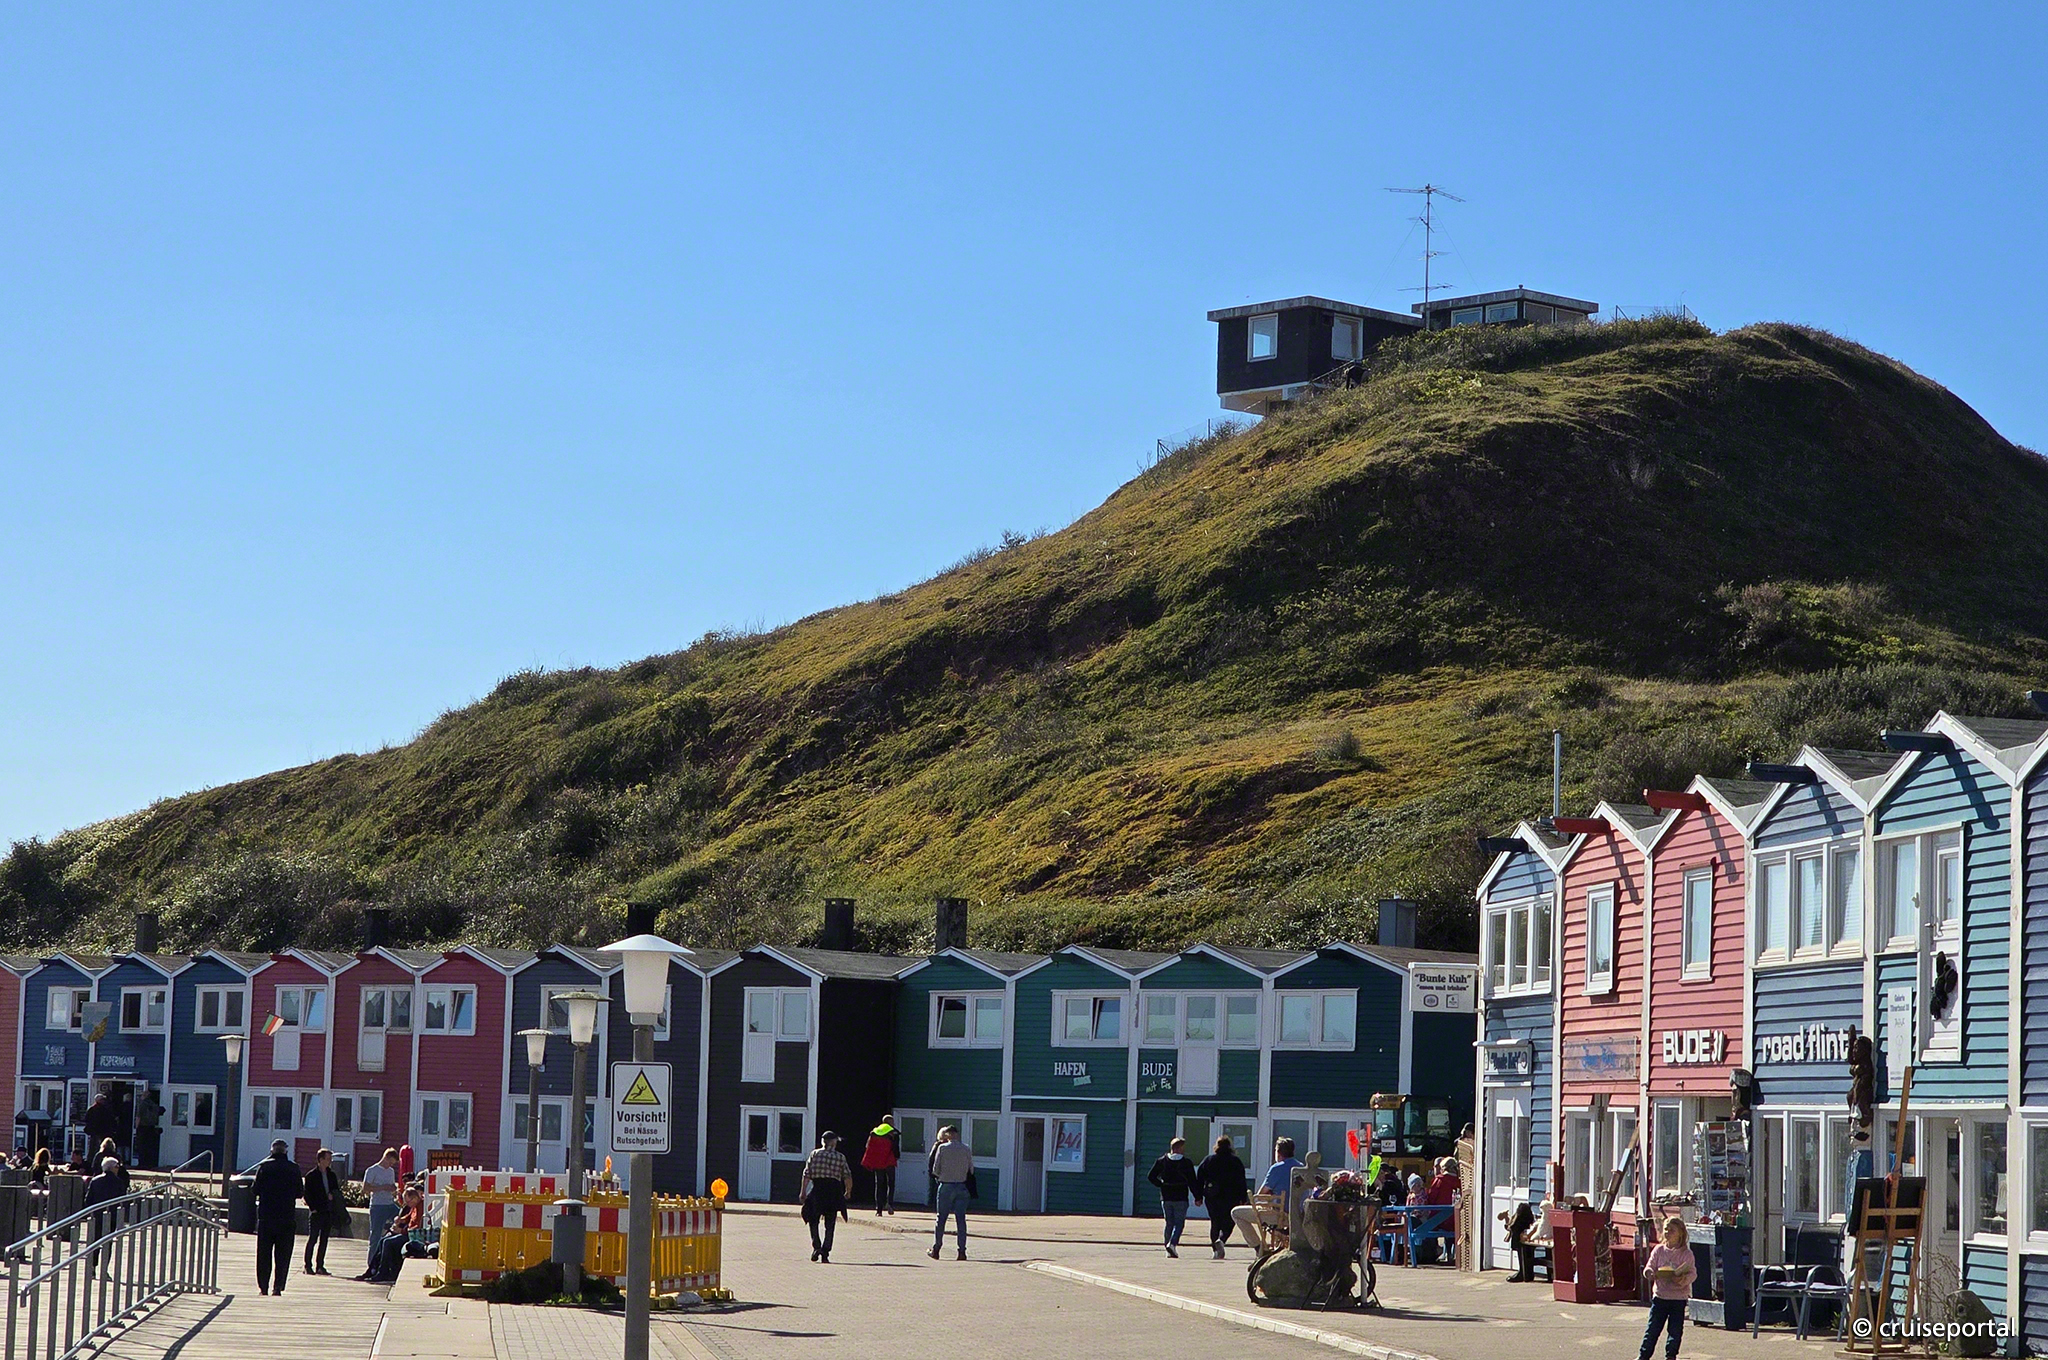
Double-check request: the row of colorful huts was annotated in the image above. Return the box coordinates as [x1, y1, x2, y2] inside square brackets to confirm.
[1472, 708, 2048, 1341]
[0, 904, 1476, 1221]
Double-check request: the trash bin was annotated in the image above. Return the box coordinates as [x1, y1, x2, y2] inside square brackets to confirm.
[228, 1175, 257, 1234]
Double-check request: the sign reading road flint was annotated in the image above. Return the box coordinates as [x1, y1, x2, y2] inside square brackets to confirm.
[1754, 1023, 1852, 1066]
[609, 1061, 672, 1155]
[1407, 967, 1476, 1014]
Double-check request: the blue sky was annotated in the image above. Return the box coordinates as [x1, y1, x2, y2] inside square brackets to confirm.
[2, 3, 2043, 847]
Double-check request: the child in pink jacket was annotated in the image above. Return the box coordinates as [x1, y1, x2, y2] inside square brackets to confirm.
[1639, 1218, 1697, 1360]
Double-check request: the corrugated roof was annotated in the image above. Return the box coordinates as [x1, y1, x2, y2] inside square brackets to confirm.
[1953, 715, 2048, 752]
[1812, 748, 1909, 783]
[774, 947, 918, 981]
[1076, 948, 1175, 974]
[1206, 945, 1312, 974]
[1352, 945, 1479, 967]
[956, 949, 1044, 976]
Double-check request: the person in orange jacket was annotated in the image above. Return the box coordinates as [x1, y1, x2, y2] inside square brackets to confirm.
[861, 1118, 902, 1215]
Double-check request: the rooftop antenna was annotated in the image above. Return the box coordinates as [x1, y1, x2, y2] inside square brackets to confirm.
[1386, 184, 1465, 328]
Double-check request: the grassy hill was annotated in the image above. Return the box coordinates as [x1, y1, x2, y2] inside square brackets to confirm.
[9, 318, 2047, 957]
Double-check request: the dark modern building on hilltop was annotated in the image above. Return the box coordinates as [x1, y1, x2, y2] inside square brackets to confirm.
[1209, 286, 1599, 415]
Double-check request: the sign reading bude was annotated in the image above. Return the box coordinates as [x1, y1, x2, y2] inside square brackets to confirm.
[609, 1061, 673, 1155]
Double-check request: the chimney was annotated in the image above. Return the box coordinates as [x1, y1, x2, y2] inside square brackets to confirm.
[133, 911, 160, 956]
[362, 907, 390, 952]
[1377, 898, 1417, 949]
[820, 898, 856, 952]
[626, 903, 659, 938]
[934, 897, 969, 953]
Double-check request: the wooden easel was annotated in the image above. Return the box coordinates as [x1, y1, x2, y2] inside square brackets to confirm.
[1844, 1067, 1925, 1355]
[1592, 1129, 1641, 1293]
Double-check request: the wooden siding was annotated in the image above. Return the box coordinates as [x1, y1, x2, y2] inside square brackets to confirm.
[0, 969, 21, 1132]
[1485, 993, 1554, 1198]
[329, 954, 419, 1167]
[21, 960, 93, 1089]
[1754, 782, 1860, 849]
[703, 953, 811, 1198]
[1139, 954, 1262, 992]
[894, 958, 1004, 1113]
[1484, 850, 1554, 905]
[1646, 806, 1746, 1096]
[94, 958, 172, 1091]
[815, 977, 897, 1206]
[1874, 749, 2011, 1105]
[1752, 962, 1863, 1106]
[1013, 955, 1131, 1100]
[1031, 1100, 1125, 1214]
[2021, 1255, 2048, 1351]
[1411, 1012, 1475, 1121]
[1270, 951, 1401, 1109]
[167, 957, 250, 1173]
[507, 954, 608, 1101]
[1963, 1243, 2007, 1318]
[1558, 829, 1647, 1099]
[596, 959, 703, 1193]
[2024, 768, 2048, 1104]
[416, 954, 511, 1175]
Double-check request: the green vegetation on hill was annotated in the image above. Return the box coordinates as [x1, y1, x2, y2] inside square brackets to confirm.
[7, 319, 2046, 957]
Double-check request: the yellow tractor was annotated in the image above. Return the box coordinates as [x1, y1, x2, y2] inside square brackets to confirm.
[1365, 1093, 1458, 1183]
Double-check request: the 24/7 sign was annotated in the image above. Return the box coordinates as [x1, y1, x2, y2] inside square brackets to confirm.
[610, 1061, 672, 1154]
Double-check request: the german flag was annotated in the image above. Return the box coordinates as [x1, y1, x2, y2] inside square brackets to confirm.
[261, 1013, 285, 1036]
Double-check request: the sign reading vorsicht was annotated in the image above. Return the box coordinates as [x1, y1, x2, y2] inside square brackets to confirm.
[609, 1061, 672, 1155]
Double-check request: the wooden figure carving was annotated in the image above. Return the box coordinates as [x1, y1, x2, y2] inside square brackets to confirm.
[1847, 1029, 1876, 1130]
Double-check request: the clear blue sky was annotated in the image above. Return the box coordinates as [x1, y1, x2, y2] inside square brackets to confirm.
[2, 3, 2043, 847]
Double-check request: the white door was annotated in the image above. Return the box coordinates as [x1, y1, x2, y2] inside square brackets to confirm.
[1487, 1093, 1531, 1270]
[1014, 1118, 1045, 1212]
[1757, 1117, 1783, 1262]
[1924, 1116, 1962, 1272]
[1180, 996, 1220, 1096]
[739, 1108, 774, 1201]
[1928, 836, 1964, 1055]
[742, 993, 777, 1083]
[896, 1115, 930, 1205]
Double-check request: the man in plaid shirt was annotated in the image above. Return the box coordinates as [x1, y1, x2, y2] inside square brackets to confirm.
[800, 1132, 853, 1262]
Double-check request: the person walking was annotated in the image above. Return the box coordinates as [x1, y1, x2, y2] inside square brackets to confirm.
[252, 1139, 302, 1296]
[362, 1147, 400, 1266]
[82, 1092, 120, 1164]
[1638, 1218, 1696, 1360]
[302, 1148, 342, 1275]
[1147, 1137, 1201, 1257]
[134, 1089, 164, 1170]
[1231, 1137, 1303, 1251]
[861, 1119, 901, 1215]
[926, 1125, 973, 1261]
[82, 1156, 129, 1279]
[1195, 1135, 1249, 1259]
[799, 1131, 852, 1263]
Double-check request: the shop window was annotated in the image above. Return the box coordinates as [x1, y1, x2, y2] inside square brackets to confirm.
[1653, 1103, 1683, 1196]
[1973, 1121, 2006, 1238]
[1049, 1117, 1086, 1170]
[1791, 1118, 1820, 1217]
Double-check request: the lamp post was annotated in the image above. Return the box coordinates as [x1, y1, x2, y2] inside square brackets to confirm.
[219, 1033, 245, 1200]
[549, 990, 605, 1298]
[518, 1028, 551, 1174]
[601, 933, 691, 1360]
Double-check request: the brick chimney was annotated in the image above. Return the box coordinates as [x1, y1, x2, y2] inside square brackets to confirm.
[1377, 898, 1417, 949]
[133, 911, 160, 956]
[820, 899, 856, 952]
[626, 903, 659, 938]
[934, 897, 969, 953]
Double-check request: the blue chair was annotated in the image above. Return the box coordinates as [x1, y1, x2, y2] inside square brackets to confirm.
[1374, 1205, 1409, 1263]
[1407, 1204, 1456, 1265]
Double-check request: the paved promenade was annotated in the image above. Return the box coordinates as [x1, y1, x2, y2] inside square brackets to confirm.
[98, 1205, 1848, 1360]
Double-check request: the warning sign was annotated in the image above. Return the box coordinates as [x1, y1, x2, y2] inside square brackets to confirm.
[609, 1061, 672, 1154]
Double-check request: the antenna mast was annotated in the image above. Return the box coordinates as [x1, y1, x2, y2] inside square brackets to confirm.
[1386, 184, 1465, 327]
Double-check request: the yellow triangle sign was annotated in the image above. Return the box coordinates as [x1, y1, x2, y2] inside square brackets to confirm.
[621, 1070, 662, 1106]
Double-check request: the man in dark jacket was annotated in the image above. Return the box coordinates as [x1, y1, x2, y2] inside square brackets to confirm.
[82, 1093, 121, 1164]
[82, 1156, 129, 1279]
[302, 1148, 342, 1275]
[1146, 1137, 1201, 1258]
[252, 1139, 303, 1296]
[1195, 1135, 1250, 1259]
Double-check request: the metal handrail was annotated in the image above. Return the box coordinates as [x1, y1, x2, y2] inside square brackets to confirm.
[4, 1185, 221, 1360]
[149, 1150, 216, 1197]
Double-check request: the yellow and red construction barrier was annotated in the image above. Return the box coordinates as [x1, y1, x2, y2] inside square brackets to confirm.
[428, 1171, 722, 1295]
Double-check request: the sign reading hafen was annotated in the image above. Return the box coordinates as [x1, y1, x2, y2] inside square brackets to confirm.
[609, 1061, 672, 1155]
[1407, 967, 1477, 1014]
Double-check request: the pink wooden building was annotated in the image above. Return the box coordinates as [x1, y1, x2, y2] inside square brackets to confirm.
[1639, 776, 1774, 1224]
[409, 947, 521, 1170]
[1553, 800, 1665, 1245]
[240, 949, 353, 1169]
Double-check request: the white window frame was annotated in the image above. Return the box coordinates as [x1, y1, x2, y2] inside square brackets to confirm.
[1680, 869, 1714, 981]
[899, 1108, 1003, 1167]
[1331, 315, 1362, 362]
[247, 1089, 322, 1134]
[120, 986, 168, 1033]
[1652, 1099, 1686, 1197]
[512, 1096, 569, 1147]
[1610, 1108, 1638, 1212]
[45, 987, 87, 1033]
[1272, 990, 1358, 1051]
[416, 1092, 475, 1145]
[929, 991, 1005, 1049]
[165, 1084, 216, 1134]
[742, 987, 811, 1041]
[1789, 1115, 1822, 1220]
[540, 984, 602, 1036]
[1246, 313, 1278, 361]
[1484, 895, 1554, 998]
[1491, 1097, 1532, 1191]
[1584, 885, 1616, 995]
[1823, 1114, 1853, 1225]
[1047, 1114, 1087, 1172]
[1753, 839, 1865, 966]
[1139, 991, 1261, 1049]
[1564, 1110, 1597, 1199]
[1050, 992, 1127, 1047]
[273, 986, 328, 1033]
[193, 986, 247, 1034]
[1829, 843, 1863, 953]
[1876, 832, 1924, 951]
[359, 986, 413, 1032]
[420, 985, 478, 1036]
[1792, 851, 1828, 958]
[2025, 1119, 2048, 1247]
[1964, 1116, 2007, 1244]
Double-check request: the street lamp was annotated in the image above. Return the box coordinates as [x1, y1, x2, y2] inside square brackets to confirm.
[219, 1033, 246, 1199]
[548, 989, 605, 1297]
[601, 933, 692, 1360]
[518, 1028, 551, 1174]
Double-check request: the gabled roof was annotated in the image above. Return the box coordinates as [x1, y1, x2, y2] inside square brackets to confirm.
[1689, 777, 1778, 834]
[284, 949, 358, 975]
[1769, 746, 1914, 818]
[118, 953, 193, 978]
[196, 950, 274, 976]
[1931, 713, 2048, 785]
[1591, 801, 1670, 855]
[455, 946, 536, 974]
[1272, 941, 1478, 981]
[1475, 818, 1573, 900]
[1, 954, 43, 974]
[897, 947, 1043, 982]
[679, 949, 740, 976]
[365, 947, 443, 974]
[1034, 945, 1172, 979]
[52, 952, 113, 977]
[548, 946, 622, 976]
[766, 946, 918, 981]
[1137, 943, 1306, 980]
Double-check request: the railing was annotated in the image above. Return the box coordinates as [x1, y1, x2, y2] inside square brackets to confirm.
[151, 1150, 216, 1198]
[5, 1185, 222, 1360]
